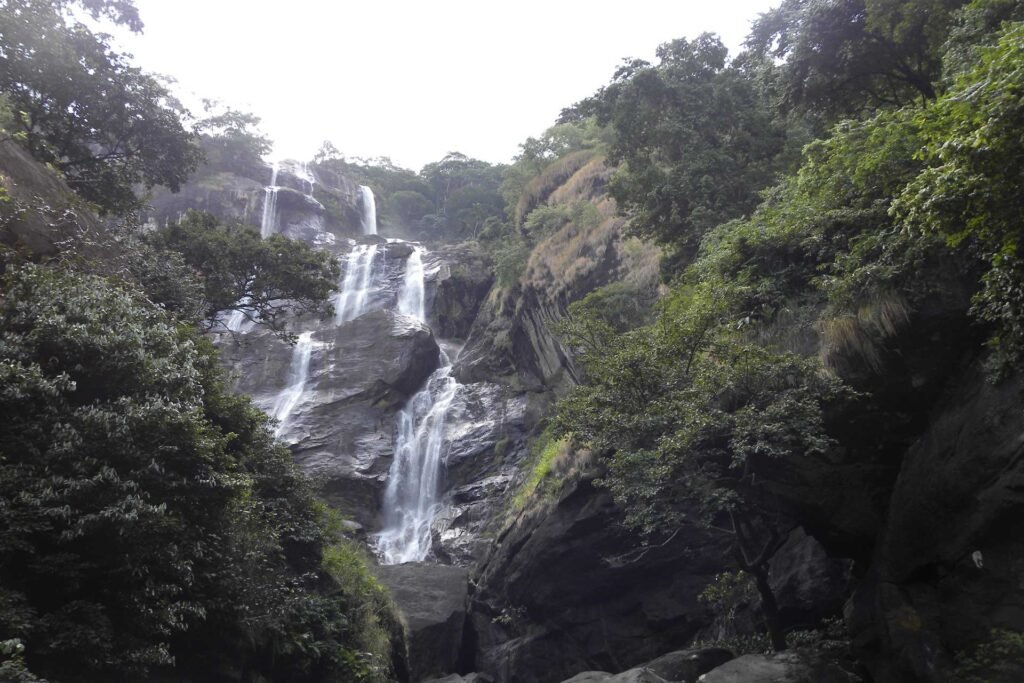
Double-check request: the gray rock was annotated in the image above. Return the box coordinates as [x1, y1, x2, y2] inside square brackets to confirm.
[423, 674, 494, 683]
[219, 309, 439, 525]
[375, 563, 470, 682]
[561, 670, 667, 683]
[644, 648, 735, 681]
[697, 652, 861, 683]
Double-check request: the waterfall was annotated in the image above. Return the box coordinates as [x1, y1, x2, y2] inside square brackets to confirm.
[397, 248, 425, 321]
[260, 163, 280, 238]
[359, 185, 377, 235]
[225, 309, 246, 332]
[335, 245, 380, 323]
[270, 331, 314, 438]
[376, 350, 459, 564]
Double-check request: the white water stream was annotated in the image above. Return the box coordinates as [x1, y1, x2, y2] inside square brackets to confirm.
[260, 163, 280, 238]
[359, 185, 377, 235]
[270, 331, 314, 438]
[335, 244, 380, 323]
[377, 348, 459, 564]
[397, 247, 425, 321]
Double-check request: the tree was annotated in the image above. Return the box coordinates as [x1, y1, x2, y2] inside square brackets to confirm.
[195, 102, 272, 179]
[746, 0, 968, 116]
[554, 284, 846, 649]
[143, 211, 339, 339]
[0, 263, 400, 681]
[0, 0, 201, 214]
[579, 34, 789, 270]
[895, 21, 1024, 371]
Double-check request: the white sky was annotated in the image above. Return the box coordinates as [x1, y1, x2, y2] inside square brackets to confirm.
[111, 0, 778, 171]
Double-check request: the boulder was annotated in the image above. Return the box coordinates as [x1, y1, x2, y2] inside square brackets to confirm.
[375, 563, 470, 682]
[424, 675, 494, 683]
[697, 652, 861, 683]
[561, 671, 666, 683]
[644, 649, 735, 681]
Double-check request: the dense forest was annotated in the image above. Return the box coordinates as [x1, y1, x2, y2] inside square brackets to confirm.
[2, 0, 1024, 681]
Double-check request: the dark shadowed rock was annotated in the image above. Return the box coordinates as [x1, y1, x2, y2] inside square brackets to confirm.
[770, 528, 853, 630]
[561, 671, 667, 683]
[429, 244, 494, 339]
[424, 675, 494, 683]
[845, 364, 1024, 682]
[375, 563, 470, 682]
[470, 475, 730, 683]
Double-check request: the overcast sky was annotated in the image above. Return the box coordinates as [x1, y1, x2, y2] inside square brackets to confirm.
[111, 0, 778, 171]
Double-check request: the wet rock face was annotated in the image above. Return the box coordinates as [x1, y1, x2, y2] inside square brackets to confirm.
[219, 309, 440, 525]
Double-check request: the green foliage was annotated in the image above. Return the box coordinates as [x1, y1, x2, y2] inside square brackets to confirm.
[579, 34, 790, 268]
[0, 264, 399, 681]
[555, 282, 846, 536]
[492, 232, 531, 288]
[952, 629, 1024, 683]
[511, 428, 573, 509]
[895, 22, 1024, 369]
[0, 0, 201, 214]
[747, 0, 966, 116]
[144, 210, 339, 339]
[195, 102, 272, 180]
[555, 280, 658, 373]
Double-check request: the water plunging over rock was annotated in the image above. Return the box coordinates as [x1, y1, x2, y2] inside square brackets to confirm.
[336, 244, 381, 323]
[399, 246, 426, 321]
[260, 163, 280, 238]
[360, 185, 378, 235]
[377, 347, 459, 564]
[270, 331, 314, 437]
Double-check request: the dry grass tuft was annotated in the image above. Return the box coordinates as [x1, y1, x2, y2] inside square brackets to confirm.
[819, 294, 911, 373]
[514, 149, 599, 225]
[548, 157, 610, 206]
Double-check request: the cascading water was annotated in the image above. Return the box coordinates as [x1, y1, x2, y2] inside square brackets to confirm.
[260, 163, 280, 238]
[359, 186, 377, 235]
[335, 245, 380, 323]
[376, 349, 459, 564]
[270, 331, 314, 438]
[397, 247, 425, 321]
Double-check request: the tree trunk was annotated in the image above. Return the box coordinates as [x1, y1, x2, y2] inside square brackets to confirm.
[750, 563, 787, 652]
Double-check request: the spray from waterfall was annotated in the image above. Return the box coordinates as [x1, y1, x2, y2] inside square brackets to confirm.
[397, 247, 425, 321]
[359, 186, 377, 236]
[271, 331, 314, 438]
[260, 163, 280, 238]
[335, 245, 380, 323]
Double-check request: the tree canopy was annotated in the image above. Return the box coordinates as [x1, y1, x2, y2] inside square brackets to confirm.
[0, 0, 200, 214]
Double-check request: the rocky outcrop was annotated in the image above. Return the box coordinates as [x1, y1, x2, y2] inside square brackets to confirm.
[0, 139, 105, 261]
[469, 474, 731, 683]
[219, 310, 439, 525]
[375, 563, 471, 682]
[429, 244, 494, 339]
[146, 158, 364, 238]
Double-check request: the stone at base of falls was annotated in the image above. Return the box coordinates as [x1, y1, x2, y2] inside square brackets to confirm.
[696, 652, 863, 683]
[375, 563, 470, 682]
[423, 675, 494, 683]
[558, 648, 734, 683]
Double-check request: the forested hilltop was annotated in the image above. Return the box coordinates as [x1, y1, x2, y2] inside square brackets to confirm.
[2, 0, 1024, 682]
